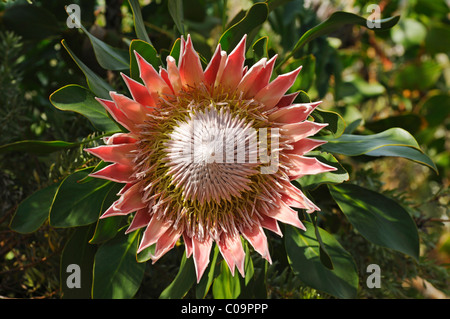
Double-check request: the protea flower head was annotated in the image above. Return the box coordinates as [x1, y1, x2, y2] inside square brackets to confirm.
[85, 34, 336, 282]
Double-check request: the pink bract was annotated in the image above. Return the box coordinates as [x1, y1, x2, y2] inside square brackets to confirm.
[85, 35, 336, 282]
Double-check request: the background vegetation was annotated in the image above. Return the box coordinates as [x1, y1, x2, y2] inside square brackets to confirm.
[0, 0, 449, 299]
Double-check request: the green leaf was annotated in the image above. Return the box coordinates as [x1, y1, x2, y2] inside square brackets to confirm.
[251, 36, 269, 61]
[391, 18, 427, 46]
[76, 20, 129, 71]
[283, 55, 316, 93]
[10, 182, 61, 234]
[50, 84, 120, 133]
[285, 222, 358, 299]
[394, 60, 442, 91]
[159, 252, 196, 299]
[365, 113, 423, 135]
[128, 0, 152, 44]
[169, 38, 182, 64]
[219, 2, 269, 52]
[168, 0, 185, 36]
[3, 5, 61, 40]
[212, 260, 241, 299]
[129, 39, 160, 81]
[329, 183, 420, 260]
[318, 128, 437, 172]
[196, 245, 220, 299]
[92, 230, 145, 299]
[89, 183, 124, 244]
[296, 152, 349, 190]
[61, 40, 113, 99]
[60, 226, 97, 299]
[0, 140, 79, 155]
[312, 107, 346, 138]
[277, 11, 400, 69]
[49, 168, 113, 228]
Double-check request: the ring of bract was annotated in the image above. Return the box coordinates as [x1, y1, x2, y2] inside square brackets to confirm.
[133, 84, 277, 241]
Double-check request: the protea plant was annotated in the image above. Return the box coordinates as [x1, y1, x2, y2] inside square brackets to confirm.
[85, 34, 336, 282]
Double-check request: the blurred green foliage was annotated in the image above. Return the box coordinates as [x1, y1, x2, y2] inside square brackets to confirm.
[0, 0, 449, 299]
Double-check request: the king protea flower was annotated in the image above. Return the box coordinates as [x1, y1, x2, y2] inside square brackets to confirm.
[85, 35, 336, 282]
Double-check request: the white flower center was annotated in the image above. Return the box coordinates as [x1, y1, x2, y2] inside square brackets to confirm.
[164, 106, 259, 204]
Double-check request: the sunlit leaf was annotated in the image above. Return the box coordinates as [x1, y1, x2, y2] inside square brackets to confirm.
[50, 84, 120, 133]
[212, 260, 241, 299]
[329, 183, 420, 260]
[160, 252, 196, 299]
[77, 20, 129, 71]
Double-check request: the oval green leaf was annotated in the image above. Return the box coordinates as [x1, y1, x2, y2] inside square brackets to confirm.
[212, 260, 241, 299]
[285, 222, 358, 299]
[318, 128, 437, 172]
[92, 230, 145, 299]
[76, 18, 129, 71]
[60, 225, 97, 299]
[49, 168, 113, 228]
[128, 0, 152, 44]
[50, 84, 120, 133]
[219, 2, 269, 52]
[10, 182, 61, 234]
[159, 252, 196, 299]
[61, 39, 113, 99]
[329, 183, 420, 260]
[277, 11, 400, 69]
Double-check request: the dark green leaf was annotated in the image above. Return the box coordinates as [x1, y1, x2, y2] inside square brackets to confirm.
[3, 5, 61, 40]
[0, 140, 79, 155]
[77, 22, 129, 71]
[128, 0, 152, 44]
[329, 183, 420, 260]
[285, 222, 358, 299]
[92, 230, 145, 299]
[251, 36, 269, 61]
[312, 107, 346, 137]
[277, 11, 400, 69]
[296, 152, 349, 190]
[50, 84, 120, 133]
[129, 39, 160, 81]
[168, 0, 185, 35]
[318, 128, 437, 172]
[219, 2, 269, 52]
[394, 60, 442, 91]
[60, 226, 96, 299]
[159, 252, 196, 299]
[62, 40, 113, 99]
[49, 168, 113, 228]
[89, 183, 124, 244]
[10, 182, 61, 234]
